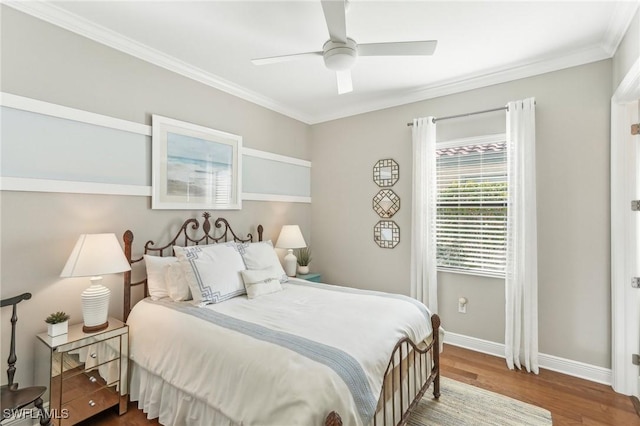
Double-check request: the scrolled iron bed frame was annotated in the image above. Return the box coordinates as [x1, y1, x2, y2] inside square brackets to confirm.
[122, 213, 440, 426]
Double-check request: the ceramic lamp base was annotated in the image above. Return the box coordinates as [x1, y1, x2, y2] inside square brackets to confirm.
[283, 249, 298, 277]
[82, 277, 110, 333]
[83, 321, 109, 333]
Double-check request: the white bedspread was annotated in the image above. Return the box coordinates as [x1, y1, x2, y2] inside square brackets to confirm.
[127, 279, 433, 426]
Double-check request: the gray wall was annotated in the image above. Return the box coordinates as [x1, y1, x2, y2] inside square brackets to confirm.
[311, 60, 612, 367]
[0, 7, 311, 388]
[2, 3, 634, 389]
[612, 8, 639, 91]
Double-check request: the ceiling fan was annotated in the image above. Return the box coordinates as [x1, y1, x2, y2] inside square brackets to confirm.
[251, 0, 437, 95]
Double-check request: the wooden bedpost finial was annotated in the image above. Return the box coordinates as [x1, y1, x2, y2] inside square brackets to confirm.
[325, 411, 343, 426]
[123, 230, 133, 259]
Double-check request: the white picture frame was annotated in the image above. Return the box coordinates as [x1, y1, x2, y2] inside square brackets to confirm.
[152, 115, 242, 210]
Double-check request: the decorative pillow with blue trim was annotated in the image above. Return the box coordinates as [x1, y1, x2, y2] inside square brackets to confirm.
[173, 243, 246, 306]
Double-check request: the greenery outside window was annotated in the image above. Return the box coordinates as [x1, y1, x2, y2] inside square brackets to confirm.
[436, 134, 507, 277]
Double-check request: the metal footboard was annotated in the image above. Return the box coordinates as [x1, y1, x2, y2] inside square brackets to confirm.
[374, 314, 441, 426]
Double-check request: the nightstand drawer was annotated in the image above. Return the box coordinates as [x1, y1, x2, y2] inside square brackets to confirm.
[59, 336, 121, 379]
[60, 386, 119, 426]
[61, 360, 119, 404]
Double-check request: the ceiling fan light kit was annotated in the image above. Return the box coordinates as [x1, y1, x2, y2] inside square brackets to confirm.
[323, 39, 358, 71]
[251, 0, 438, 95]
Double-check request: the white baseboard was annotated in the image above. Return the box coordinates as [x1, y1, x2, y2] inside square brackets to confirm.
[444, 331, 612, 386]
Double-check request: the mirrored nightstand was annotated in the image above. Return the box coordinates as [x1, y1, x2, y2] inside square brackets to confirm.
[35, 317, 128, 425]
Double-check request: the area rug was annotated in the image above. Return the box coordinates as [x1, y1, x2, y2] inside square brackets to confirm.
[407, 377, 553, 426]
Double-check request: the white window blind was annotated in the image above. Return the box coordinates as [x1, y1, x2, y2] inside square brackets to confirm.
[436, 134, 507, 276]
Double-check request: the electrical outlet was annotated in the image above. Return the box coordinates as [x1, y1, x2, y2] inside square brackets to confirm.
[458, 297, 467, 314]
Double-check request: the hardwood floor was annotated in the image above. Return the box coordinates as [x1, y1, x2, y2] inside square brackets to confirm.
[441, 345, 638, 425]
[79, 344, 639, 425]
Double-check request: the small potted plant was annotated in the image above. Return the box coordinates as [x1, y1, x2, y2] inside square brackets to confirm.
[45, 311, 70, 337]
[296, 247, 312, 275]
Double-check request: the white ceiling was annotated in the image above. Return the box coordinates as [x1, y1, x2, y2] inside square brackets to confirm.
[8, 1, 639, 124]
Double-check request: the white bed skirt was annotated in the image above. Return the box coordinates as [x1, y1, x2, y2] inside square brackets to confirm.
[130, 361, 239, 426]
[130, 349, 438, 426]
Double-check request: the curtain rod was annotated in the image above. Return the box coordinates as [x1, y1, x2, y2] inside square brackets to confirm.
[406, 106, 508, 126]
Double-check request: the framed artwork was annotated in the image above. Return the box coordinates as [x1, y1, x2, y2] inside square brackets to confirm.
[373, 189, 400, 218]
[373, 158, 399, 187]
[374, 220, 400, 249]
[152, 115, 242, 210]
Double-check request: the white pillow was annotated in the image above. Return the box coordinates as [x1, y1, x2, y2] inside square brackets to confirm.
[240, 266, 283, 299]
[143, 255, 176, 300]
[166, 261, 192, 301]
[238, 240, 288, 283]
[173, 243, 246, 306]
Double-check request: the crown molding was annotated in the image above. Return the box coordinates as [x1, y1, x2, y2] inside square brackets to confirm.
[602, 1, 640, 56]
[309, 44, 610, 124]
[3, 0, 314, 124]
[5, 0, 631, 125]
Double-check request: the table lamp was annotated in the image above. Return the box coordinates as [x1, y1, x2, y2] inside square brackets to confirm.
[60, 233, 131, 332]
[275, 225, 307, 277]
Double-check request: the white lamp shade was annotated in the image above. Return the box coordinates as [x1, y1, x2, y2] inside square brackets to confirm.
[61, 233, 131, 278]
[275, 225, 307, 249]
[61, 233, 131, 332]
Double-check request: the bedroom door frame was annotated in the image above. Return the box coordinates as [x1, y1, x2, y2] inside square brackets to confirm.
[611, 56, 640, 398]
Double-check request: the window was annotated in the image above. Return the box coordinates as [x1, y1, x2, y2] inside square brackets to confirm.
[436, 134, 507, 277]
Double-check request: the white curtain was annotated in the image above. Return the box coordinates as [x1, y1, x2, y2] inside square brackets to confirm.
[505, 97, 539, 373]
[411, 117, 438, 313]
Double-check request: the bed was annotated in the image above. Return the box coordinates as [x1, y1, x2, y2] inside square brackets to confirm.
[122, 213, 441, 426]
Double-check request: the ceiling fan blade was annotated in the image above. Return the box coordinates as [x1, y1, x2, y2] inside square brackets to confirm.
[321, 0, 347, 43]
[336, 70, 353, 94]
[358, 40, 438, 56]
[252, 51, 323, 66]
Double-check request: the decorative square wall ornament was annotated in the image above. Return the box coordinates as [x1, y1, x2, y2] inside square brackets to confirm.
[373, 158, 399, 187]
[374, 220, 400, 249]
[152, 115, 242, 210]
[373, 189, 400, 218]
